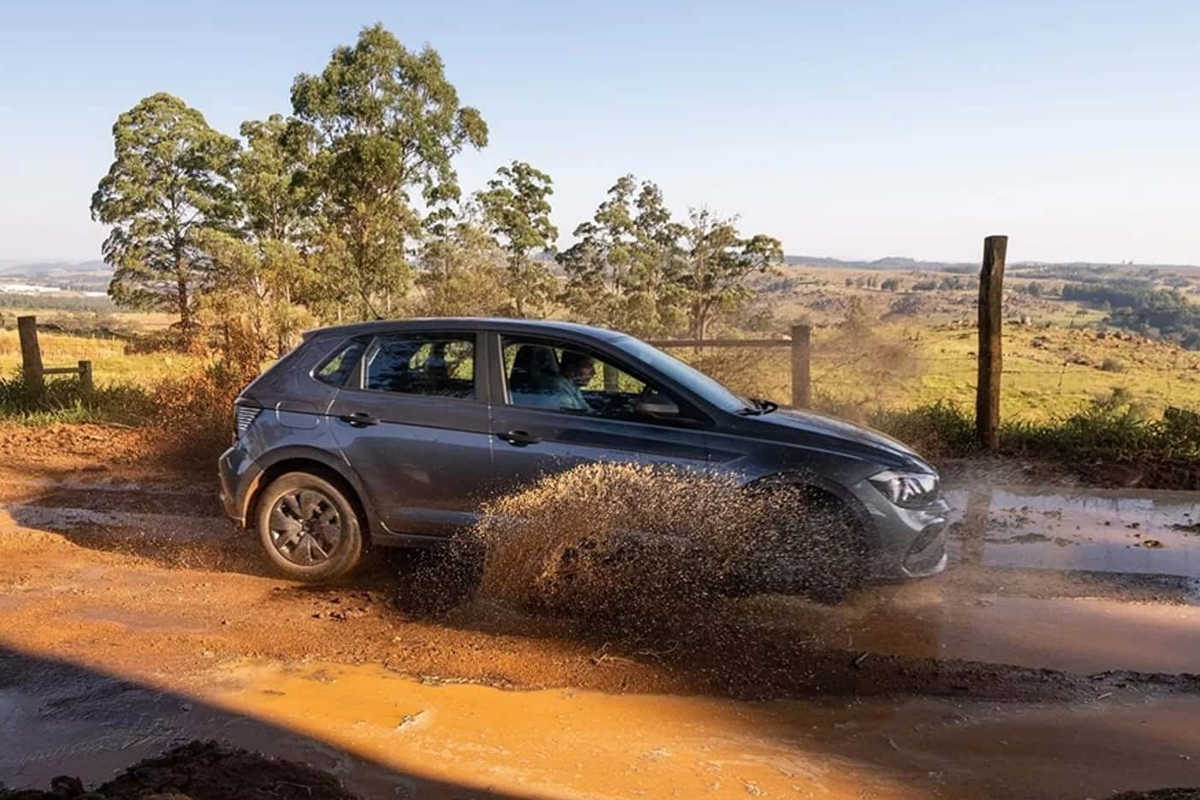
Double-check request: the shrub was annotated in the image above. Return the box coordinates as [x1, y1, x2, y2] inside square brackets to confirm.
[1001, 388, 1189, 461]
[869, 401, 978, 458]
[0, 370, 153, 425]
[1100, 357, 1126, 372]
[149, 357, 260, 468]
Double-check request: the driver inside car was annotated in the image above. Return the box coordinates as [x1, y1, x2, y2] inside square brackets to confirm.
[556, 350, 595, 411]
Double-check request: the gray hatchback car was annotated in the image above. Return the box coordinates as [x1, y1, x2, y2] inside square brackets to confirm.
[218, 318, 949, 593]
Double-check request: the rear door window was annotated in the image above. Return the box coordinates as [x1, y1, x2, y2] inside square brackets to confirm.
[364, 334, 475, 399]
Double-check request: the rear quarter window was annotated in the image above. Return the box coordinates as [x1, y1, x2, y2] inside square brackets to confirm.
[313, 338, 368, 387]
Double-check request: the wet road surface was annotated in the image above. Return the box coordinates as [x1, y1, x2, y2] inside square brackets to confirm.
[0, 466, 1198, 798]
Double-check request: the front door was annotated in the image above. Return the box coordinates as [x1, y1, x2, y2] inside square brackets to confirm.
[488, 334, 711, 499]
[328, 330, 493, 535]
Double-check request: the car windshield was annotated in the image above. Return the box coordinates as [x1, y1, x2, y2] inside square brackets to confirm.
[611, 335, 750, 413]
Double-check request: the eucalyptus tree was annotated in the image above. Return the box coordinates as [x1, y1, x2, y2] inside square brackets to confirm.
[475, 160, 557, 316]
[417, 204, 509, 317]
[679, 209, 782, 340]
[291, 23, 488, 318]
[559, 175, 686, 337]
[90, 93, 239, 343]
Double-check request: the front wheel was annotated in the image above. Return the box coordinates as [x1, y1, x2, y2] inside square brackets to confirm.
[255, 472, 363, 582]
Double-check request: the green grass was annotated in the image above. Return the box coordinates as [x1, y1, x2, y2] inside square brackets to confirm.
[803, 322, 1200, 423]
[0, 328, 203, 388]
[867, 391, 1200, 487]
[0, 371, 155, 426]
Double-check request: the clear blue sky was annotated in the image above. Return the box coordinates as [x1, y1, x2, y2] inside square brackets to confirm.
[2, 0, 1198, 264]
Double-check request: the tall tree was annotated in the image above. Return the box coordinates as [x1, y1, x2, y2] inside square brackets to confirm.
[680, 209, 782, 340]
[291, 24, 488, 318]
[90, 93, 239, 343]
[236, 114, 319, 249]
[194, 230, 315, 360]
[417, 204, 509, 317]
[475, 160, 557, 316]
[215, 114, 323, 353]
[559, 175, 686, 336]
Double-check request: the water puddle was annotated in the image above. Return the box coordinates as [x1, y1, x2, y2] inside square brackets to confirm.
[759, 588, 1200, 674]
[5, 650, 1199, 800]
[945, 486, 1200, 579]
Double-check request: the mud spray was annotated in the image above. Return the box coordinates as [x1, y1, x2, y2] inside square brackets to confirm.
[443, 462, 867, 635]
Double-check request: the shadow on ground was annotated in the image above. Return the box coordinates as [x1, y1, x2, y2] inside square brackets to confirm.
[0, 644, 529, 798]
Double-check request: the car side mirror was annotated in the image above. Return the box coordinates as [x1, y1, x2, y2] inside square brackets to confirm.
[635, 397, 680, 419]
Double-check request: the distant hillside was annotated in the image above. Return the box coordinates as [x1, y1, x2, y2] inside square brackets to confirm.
[3, 254, 1198, 292]
[783, 255, 1200, 275]
[0, 260, 111, 291]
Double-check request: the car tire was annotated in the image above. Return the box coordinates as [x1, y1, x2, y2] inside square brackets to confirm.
[255, 472, 364, 582]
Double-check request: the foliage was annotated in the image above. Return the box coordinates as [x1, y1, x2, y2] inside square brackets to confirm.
[290, 23, 488, 319]
[0, 295, 115, 312]
[558, 175, 688, 337]
[1063, 281, 1200, 349]
[0, 370, 153, 425]
[869, 389, 1200, 470]
[236, 114, 320, 246]
[193, 231, 316, 362]
[560, 181, 783, 339]
[90, 93, 240, 343]
[868, 401, 979, 458]
[476, 161, 557, 316]
[415, 206, 510, 316]
[679, 209, 782, 340]
[150, 355, 262, 466]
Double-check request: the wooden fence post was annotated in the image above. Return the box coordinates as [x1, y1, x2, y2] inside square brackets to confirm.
[976, 235, 1007, 451]
[78, 360, 94, 393]
[790, 323, 811, 408]
[17, 315, 44, 400]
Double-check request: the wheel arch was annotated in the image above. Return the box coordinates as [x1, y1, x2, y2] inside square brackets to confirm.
[244, 448, 374, 543]
[744, 470, 873, 533]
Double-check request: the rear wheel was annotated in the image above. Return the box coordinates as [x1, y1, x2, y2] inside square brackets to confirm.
[255, 472, 363, 582]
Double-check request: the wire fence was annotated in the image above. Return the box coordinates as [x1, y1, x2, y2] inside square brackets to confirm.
[656, 336, 1199, 423]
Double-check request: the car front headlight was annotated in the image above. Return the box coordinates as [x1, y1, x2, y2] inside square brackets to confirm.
[868, 469, 940, 509]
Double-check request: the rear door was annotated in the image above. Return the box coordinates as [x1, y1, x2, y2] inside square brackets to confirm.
[328, 330, 493, 535]
[486, 333, 711, 498]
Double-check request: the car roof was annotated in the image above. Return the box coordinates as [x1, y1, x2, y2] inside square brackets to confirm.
[303, 317, 629, 343]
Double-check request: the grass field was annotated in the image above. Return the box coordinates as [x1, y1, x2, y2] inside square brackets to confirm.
[0, 328, 203, 387]
[5, 275, 1200, 430]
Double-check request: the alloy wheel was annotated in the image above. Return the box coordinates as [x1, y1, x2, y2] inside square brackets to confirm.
[267, 488, 343, 566]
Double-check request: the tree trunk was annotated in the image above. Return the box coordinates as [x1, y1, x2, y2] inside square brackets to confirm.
[177, 272, 191, 346]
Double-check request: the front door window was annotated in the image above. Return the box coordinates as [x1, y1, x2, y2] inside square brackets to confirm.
[501, 337, 693, 424]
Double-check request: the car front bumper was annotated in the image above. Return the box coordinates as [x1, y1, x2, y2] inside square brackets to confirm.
[851, 479, 951, 580]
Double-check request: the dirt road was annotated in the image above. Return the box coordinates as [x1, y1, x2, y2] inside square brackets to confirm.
[1, 443, 1198, 798]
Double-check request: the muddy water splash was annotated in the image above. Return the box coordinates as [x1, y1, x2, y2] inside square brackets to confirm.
[466, 463, 865, 630]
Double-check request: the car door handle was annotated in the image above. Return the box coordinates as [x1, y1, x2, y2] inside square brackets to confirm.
[498, 430, 540, 447]
[339, 411, 379, 428]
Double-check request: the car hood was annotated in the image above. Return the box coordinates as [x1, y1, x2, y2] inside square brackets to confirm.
[743, 408, 933, 471]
